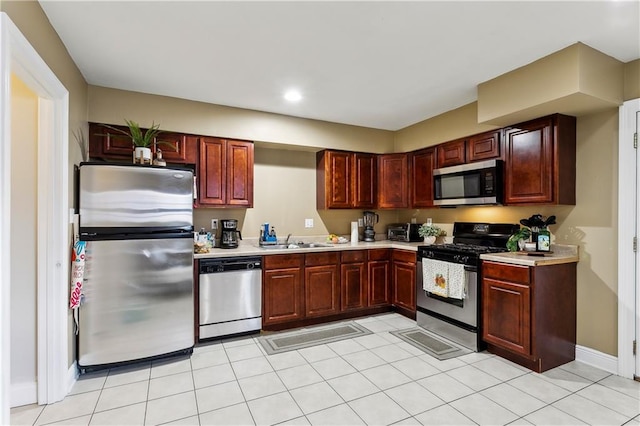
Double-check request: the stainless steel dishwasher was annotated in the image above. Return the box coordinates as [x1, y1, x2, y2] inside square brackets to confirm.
[199, 256, 262, 340]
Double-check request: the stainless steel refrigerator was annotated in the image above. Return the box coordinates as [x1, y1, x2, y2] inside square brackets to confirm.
[78, 163, 194, 371]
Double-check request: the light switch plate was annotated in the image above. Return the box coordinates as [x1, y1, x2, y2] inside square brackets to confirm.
[305, 218, 314, 228]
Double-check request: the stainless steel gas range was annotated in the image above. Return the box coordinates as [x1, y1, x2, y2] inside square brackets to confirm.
[416, 222, 519, 351]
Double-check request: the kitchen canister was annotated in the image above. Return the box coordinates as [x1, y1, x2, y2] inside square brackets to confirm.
[351, 221, 359, 243]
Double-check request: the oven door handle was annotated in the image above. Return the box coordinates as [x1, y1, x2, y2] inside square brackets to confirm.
[464, 265, 478, 273]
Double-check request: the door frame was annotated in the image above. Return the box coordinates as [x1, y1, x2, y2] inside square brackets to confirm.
[1, 12, 69, 422]
[618, 98, 640, 380]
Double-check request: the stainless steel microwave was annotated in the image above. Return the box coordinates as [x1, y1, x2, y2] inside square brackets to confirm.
[433, 159, 502, 206]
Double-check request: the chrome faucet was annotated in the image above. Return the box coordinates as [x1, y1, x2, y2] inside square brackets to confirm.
[285, 233, 292, 245]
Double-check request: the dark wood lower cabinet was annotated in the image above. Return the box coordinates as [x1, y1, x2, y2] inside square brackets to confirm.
[262, 249, 397, 331]
[391, 250, 416, 319]
[341, 251, 368, 311]
[262, 255, 304, 326]
[368, 249, 391, 307]
[482, 260, 577, 373]
[305, 252, 340, 317]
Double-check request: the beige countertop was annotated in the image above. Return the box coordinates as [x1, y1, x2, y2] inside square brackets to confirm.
[480, 244, 579, 266]
[194, 239, 422, 259]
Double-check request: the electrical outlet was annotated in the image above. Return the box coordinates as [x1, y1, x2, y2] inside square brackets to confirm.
[211, 219, 218, 230]
[305, 218, 314, 228]
[358, 218, 364, 227]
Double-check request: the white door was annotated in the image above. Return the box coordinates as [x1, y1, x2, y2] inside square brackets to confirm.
[619, 99, 640, 380]
[636, 106, 640, 380]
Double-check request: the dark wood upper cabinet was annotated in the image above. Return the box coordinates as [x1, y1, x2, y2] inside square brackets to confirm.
[467, 130, 501, 163]
[353, 153, 377, 209]
[226, 140, 254, 207]
[436, 138, 466, 168]
[157, 132, 197, 164]
[89, 122, 197, 164]
[377, 153, 409, 208]
[198, 137, 254, 207]
[504, 114, 575, 205]
[317, 150, 376, 209]
[410, 147, 436, 208]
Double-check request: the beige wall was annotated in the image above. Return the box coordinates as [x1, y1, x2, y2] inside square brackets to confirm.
[10, 74, 38, 394]
[624, 59, 640, 101]
[88, 86, 395, 154]
[1, 0, 89, 369]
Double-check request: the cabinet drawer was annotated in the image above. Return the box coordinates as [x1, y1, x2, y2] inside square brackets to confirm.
[368, 248, 391, 261]
[392, 250, 416, 264]
[306, 252, 339, 266]
[263, 254, 304, 269]
[341, 250, 366, 263]
[482, 261, 530, 284]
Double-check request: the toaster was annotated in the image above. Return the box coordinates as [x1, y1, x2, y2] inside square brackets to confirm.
[387, 223, 422, 242]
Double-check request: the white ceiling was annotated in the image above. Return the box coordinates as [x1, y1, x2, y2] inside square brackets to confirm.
[39, 1, 639, 131]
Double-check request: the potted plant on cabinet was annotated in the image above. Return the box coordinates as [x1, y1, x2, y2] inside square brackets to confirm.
[418, 223, 445, 245]
[101, 119, 168, 164]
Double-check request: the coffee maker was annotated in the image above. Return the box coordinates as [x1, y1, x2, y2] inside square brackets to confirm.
[362, 211, 379, 242]
[220, 219, 242, 249]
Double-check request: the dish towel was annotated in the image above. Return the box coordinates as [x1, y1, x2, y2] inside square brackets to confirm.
[447, 263, 467, 300]
[422, 259, 449, 298]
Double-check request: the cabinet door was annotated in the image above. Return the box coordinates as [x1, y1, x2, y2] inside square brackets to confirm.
[392, 259, 416, 312]
[198, 137, 226, 206]
[436, 138, 466, 168]
[263, 268, 303, 325]
[504, 117, 553, 204]
[305, 265, 340, 317]
[482, 277, 531, 356]
[341, 262, 367, 311]
[368, 260, 390, 306]
[377, 153, 409, 208]
[155, 132, 197, 164]
[226, 140, 254, 207]
[410, 148, 436, 208]
[316, 150, 352, 209]
[353, 153, 376, 208]
[89, 123, 134, 160]
[467, 130, 500, 163]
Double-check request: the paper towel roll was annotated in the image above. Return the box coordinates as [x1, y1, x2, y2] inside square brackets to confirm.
[351, 221, 358, 242]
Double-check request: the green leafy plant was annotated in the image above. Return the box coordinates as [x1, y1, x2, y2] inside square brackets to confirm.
[101, 119, 173, 150]
[506, 227, 532, 252]
[418, 223, 445, 238]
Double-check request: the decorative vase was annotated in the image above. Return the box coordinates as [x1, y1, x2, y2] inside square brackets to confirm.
[133, 147, 152, 165]
[423, 236, 436, 245]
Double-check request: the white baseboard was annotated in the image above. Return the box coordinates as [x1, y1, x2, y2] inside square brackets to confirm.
[66, 361, 78, 394]
[575, 344, 618, 375]
[10, 381, 37, 408]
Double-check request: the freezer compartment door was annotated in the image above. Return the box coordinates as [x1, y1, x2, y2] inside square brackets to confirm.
[79, 163, 193, 229]
[79, 237, 194, 367]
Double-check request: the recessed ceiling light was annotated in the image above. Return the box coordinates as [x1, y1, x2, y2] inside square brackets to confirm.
[284, 90, 302, 102]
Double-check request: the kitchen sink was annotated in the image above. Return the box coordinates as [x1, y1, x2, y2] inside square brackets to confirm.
[258, 242, 333, 250]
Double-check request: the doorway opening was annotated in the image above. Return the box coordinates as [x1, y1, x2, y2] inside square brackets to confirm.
[1, 12, 70, 423]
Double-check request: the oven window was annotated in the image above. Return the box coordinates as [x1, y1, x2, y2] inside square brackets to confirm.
[439, 174, 480, 198]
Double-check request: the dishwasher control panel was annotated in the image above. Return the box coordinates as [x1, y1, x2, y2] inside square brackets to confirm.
[199, 257, 262, 274]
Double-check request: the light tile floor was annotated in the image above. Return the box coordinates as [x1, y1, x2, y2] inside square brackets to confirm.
[11, 313, 640, 426]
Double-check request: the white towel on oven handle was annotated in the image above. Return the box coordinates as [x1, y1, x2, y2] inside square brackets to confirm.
[422, 259, 449, 298]
[447, 263, 467, 300]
